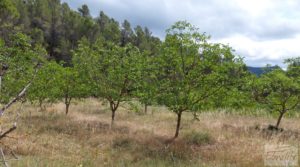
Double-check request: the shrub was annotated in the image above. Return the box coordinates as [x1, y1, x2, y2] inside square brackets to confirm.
[184, 131, 213, 145]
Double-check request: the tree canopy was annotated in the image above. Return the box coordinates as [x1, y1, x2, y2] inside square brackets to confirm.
[1, 0, 161, 64]
[252, 69, 300, 129]
[156, 21, 244, 138]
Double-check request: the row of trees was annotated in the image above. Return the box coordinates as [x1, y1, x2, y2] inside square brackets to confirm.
[0, 0, 161, 64]
[6, 22, 298, 139]
[1, 1, 300, 139]
[22, 21, 246, 138]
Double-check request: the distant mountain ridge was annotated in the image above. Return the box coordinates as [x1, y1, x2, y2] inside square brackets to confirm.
[247, 66, 280, 76]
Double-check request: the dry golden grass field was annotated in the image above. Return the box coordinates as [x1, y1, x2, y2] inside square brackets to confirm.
[0, 98, 299, 167]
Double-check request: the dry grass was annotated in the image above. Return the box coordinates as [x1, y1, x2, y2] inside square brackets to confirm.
[0, 98, 299, 167]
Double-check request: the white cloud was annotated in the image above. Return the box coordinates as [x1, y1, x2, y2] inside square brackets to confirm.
[62, 0, 300, 67]
[217, 35, 300, 67]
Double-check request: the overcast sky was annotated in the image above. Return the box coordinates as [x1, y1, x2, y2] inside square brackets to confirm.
[62, 0, 300, 67]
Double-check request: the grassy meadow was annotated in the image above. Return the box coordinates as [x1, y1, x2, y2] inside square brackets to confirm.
[0, 99, 299, 167]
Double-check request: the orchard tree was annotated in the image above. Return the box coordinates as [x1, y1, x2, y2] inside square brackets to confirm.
[57, 65, 88, 115]
[252, 69, 300, 129]
[209, 64, 254, 110]
[73, 39, 142, 127]
[100, 43, 141, 126]
[285, 57, 300, 111]
[285, 57, 300, 78]
[156, 21, 242, 139]
[0, 33, 45, 138]
[135, 52, 158, 113]
[29, 61, 87, 114]
[28, 61, 61, 110]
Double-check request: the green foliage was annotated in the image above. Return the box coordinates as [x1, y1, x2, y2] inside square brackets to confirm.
[58, 65, 90, 114]
[28, 61, 61, 106]
[285, 57, 300, 78]
[0, 33, 46, 103]
[252, 69, 300, 128]
[0, 0, 19, 21]
[28, 61, 88, 114]
[126, 101, 142, 114]
[2, 0, 161, 64]
[184, 131, 213, 145]
[154, 21, 243, 137]
[73, 39, 143, 123]
[97, 43, 141, 103]
[135, 52, 158, 110]
[78, 4, 91, 18]
[253, 69, 300, 111]
[210, 70, 256, 110]
[156, 21, 240, 113]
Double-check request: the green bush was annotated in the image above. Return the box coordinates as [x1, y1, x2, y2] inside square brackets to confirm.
[184, 131, 213, 145]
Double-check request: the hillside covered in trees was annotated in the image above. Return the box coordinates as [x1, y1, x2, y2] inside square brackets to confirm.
[0, 0, 161, 64]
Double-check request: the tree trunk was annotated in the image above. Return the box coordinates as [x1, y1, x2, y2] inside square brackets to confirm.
[65, 96, 72, 115]
[111, 109, 116, 128]
[174, 111, 183, 138]
[0, 76, 2, 93]
[65, 103, 70, 115]
[39, 101, 43, 111]
[144, 104, 148, 114]
[109, 100, 120, 129]
[275, 112, 284, 129]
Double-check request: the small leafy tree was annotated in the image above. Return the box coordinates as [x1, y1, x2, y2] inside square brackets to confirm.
[156, 21, 241, 138]
[0, 33, 45, 138]
[73, 39, 142, 126]
[28, 61, 62, 110]
[57, 65, 88, 115]
[285, 57, 300, 78]
[135, 52, 158, 113]
[29, 61, 87, 114]
[209, 65, 255, 110]
[252, 69, 300, 129]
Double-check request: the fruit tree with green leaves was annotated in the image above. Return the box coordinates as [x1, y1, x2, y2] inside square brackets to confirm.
[73, 39, 142, 127]
[252, 69, 300, 129]
[156, 21, 243, 138]
[0, 33, 45, 139]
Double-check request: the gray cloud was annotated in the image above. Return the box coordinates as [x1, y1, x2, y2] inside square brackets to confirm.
[62, 0, 300, 67]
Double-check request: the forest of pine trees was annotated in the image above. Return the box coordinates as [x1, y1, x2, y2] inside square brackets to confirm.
[0, 0, 161, 64]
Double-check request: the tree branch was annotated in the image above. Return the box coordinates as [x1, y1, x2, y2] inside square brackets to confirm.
[0, 124, 17, 140]
[0, 82, 32, 116]
[0, 64, 41, 116]
[192, 85, 223, 106]
[0, 148, 8, 167]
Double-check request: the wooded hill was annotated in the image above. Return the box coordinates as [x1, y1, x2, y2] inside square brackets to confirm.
[0, 0, 161, 64]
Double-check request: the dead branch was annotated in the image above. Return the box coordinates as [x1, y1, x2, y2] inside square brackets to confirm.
[0, 63, 41, 117]
[0, 148, 8, 167]
[0, 125, 17, 140]
[0, 83, 32, 117]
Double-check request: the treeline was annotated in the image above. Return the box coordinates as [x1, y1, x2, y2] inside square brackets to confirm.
[0, 0, 160, 64]
[1, 0, 300, 139]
